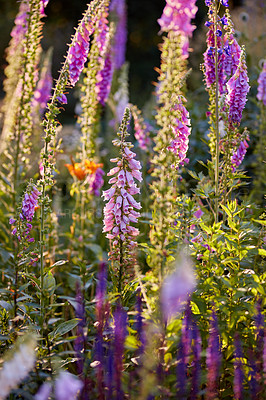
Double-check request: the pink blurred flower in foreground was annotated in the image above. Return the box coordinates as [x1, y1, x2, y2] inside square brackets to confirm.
[257, 61, 266, 106]
[55, 372, 83, 400]
[161, 253, 196, 321]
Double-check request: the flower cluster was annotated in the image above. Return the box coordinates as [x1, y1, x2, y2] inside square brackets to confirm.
[257, 61, 266, 106]
[102, 108, 142, 268]
[226, 49, 250, 125]
[158, 0, 198, 58]
[0, 334, 36, 399]
[205, 0, 228, 6]
[130, 104, 151, 151]
[87, 167, 105, 196]
[231, 136, 249, 172]
[9, 1, 29, 53]
[21, 185, 41, 222]
[110, 0, 127, 69]
[167, 97, 191, 166]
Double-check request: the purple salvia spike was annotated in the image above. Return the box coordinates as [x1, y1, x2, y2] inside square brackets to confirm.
[113, 304, 127, 400]
[190, 321, 201, 400]
[182, 301, 193, 364]
[249, 350, 258, 400]
[257, 60, 266, 105]
[226, 48, 250, 126]
[254, 300, 265, 392]
[106, 346, 114, 400]
[110, 0, 127, 69]
[95, 261, 108, 400]
[74, 281, 86, 377]
[157, 0, 198, 59]
[176, 334, 187, 400]
[263, 329, 266, 387]
[206, 309, 222, 400]
[234, 334, 244, 400]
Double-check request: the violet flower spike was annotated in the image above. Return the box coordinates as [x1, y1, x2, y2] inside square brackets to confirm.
[234, 334, 244, 400]
[203, 26, 225, 93]
[206, 309, 222, 400]
[176, 333, 187, 399]
[113, 304, 127, 400]
[96, 52, 114, 106]
[190, 321, 201, 400]
[74, 281, 86, 376]
[257, 60, 266, 106]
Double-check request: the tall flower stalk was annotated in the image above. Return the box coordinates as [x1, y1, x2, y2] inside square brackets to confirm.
[150, 0, 195, 278]
[102, 107, 142, 293]
[38, 0, 104, 333]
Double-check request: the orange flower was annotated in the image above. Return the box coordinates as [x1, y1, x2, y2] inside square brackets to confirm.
[65, 158, 103, 180]
[84, 160, 103, 174]
[65, 162, 87, 181]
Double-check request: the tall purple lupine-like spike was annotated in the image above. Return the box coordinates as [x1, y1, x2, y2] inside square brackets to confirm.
[254, 300, 265, 393]
[95, 261, 109, 400]
[176, 333, 187, 399]
[74, 281, 86, 376]
[206, 309, 221, 400]
[249, 351, 258, 400]
[182, 301, 193, 364]
[106, 346, 114, 400]
[113, 304, 127, 400]
[234, 334, 244, 400]
[110, 0, 127, 69]
[190, 321, 201, 400]
[263, 330, 266, 386]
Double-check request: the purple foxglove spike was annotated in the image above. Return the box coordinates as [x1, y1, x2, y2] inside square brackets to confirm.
[102, 108, 142, 273]
[223, 35, 241, 80]
[158, 0, 198, 59]
[234, 334, 244, 400]
[231, 136, 249, 172]
[257, 61, 266, 105]
[167, 97, 192, 166]
[176, 335, 187, 399]
[32, 64, 53, 116]
[226, 49, 250, 126]
[110, 0, 127, 69]
[190, 321, 201, 400]
[203, 27, 225, 93]
[114, 304, 127, 399]
[206, 309, 221, 400]
[21, 185, 40, 222]
[96, 52, 114, 106]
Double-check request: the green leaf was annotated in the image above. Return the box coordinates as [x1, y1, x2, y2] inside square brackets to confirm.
[49, 319, 79, 340]
[258, 249, 266, 257]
